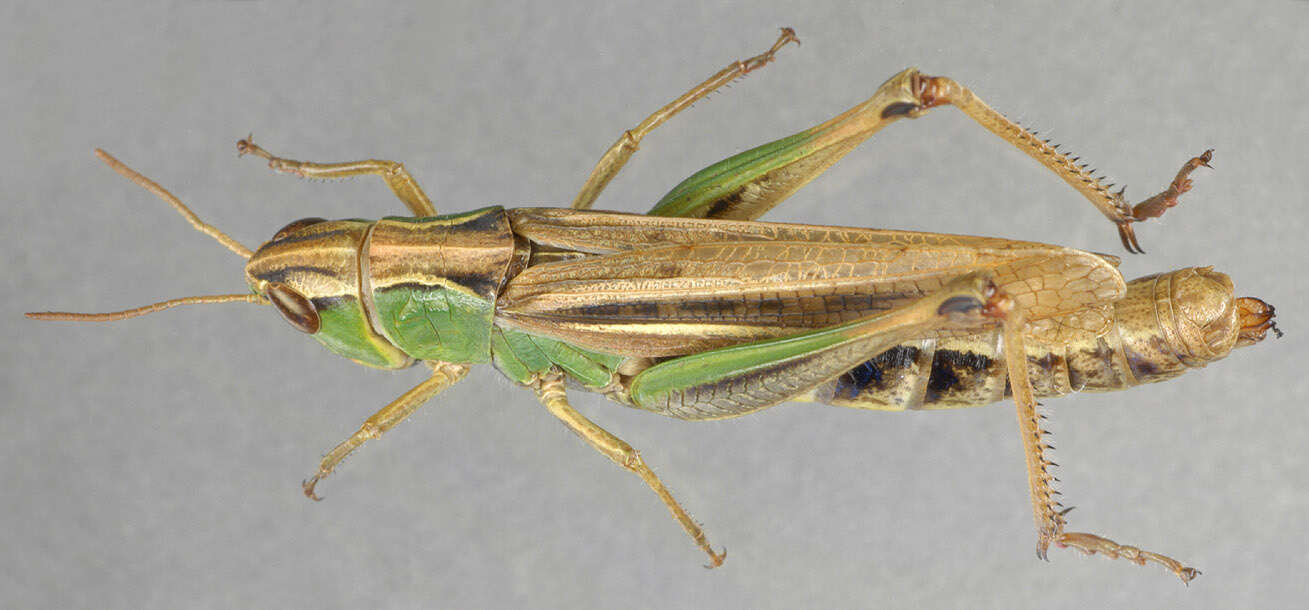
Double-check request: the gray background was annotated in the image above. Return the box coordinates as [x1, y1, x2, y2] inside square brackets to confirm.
[4, 2, 1305, 608]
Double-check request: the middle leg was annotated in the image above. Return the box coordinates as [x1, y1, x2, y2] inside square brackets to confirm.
[303, 361, 469, 499]
[535, 369, 726, 567]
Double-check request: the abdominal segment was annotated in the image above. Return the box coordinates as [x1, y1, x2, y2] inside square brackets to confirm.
[813, 325, 1139, 410]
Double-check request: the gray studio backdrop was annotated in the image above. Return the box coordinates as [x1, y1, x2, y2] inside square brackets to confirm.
[4, 2, 1305, 609]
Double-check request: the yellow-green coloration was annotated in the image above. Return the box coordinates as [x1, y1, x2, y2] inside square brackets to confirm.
[629, 321, 857, 409]
[313, 298, 416, 369]
[366, 207, 520, 364]
[649, 130, 816, 218]
[372, 284, 496, 363]
[242, 208, 520, 368]
[491, 328, 625, 389]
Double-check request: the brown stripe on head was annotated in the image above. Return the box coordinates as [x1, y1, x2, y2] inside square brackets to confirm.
[244, 220, 372, 302]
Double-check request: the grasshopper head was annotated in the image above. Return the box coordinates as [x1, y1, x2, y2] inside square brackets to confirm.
[242, 218, 328, 332]
[245, 218, 413, 369]
[29, 151, 406, 370]
[243, 217, 351, 334]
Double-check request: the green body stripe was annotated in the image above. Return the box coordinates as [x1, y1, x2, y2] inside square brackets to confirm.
[312, 298, 414, 369]
[489, 330, 534, 384]
[372, 285, 495, 363]
[628, 317, 854, 408]
[491, 327, 624, 388]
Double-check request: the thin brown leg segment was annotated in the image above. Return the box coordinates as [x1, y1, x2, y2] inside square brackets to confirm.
[569, 27, 798, 211]
[1002, 310, 1068, 555]
[236, 136, 438, 217]
[634, 67, 1207, 242]
[1001, 313, 1198, 583]
[1056, 532, 1200, 583]
[911, 75, 1210, 253]
[535, 370, 725, 567]
[303, 362, 469, 500]
[1117, 149, 1214, 253]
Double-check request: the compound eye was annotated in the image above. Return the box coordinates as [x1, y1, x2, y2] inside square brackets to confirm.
[265, 282, 320, 334]
[271, 217, 327, 241]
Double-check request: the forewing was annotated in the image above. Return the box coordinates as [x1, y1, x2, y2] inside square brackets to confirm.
[500, 209, 1124, 356]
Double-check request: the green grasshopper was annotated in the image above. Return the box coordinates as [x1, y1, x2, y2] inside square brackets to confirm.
[29, 29, 1278, 582]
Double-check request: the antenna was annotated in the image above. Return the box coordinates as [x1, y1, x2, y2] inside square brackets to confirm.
[94, 149, 253, 259]
[27, 294, 266, 322]
[26, 150, 266, 323]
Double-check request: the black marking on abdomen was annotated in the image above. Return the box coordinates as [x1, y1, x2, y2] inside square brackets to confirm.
[1126, 352, 1160, 377]
[840, 361, 880, 399]
[836, 345, 920, 399]
[924, 349, 995, 403]
[1033, 352, 1059, 373]
[1066, 338, 1120, 391]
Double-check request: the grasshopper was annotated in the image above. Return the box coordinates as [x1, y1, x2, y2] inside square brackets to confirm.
[28, 29, 1279, 582]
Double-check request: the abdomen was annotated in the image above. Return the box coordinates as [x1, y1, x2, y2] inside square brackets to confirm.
[808, 267, 1252, 411]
